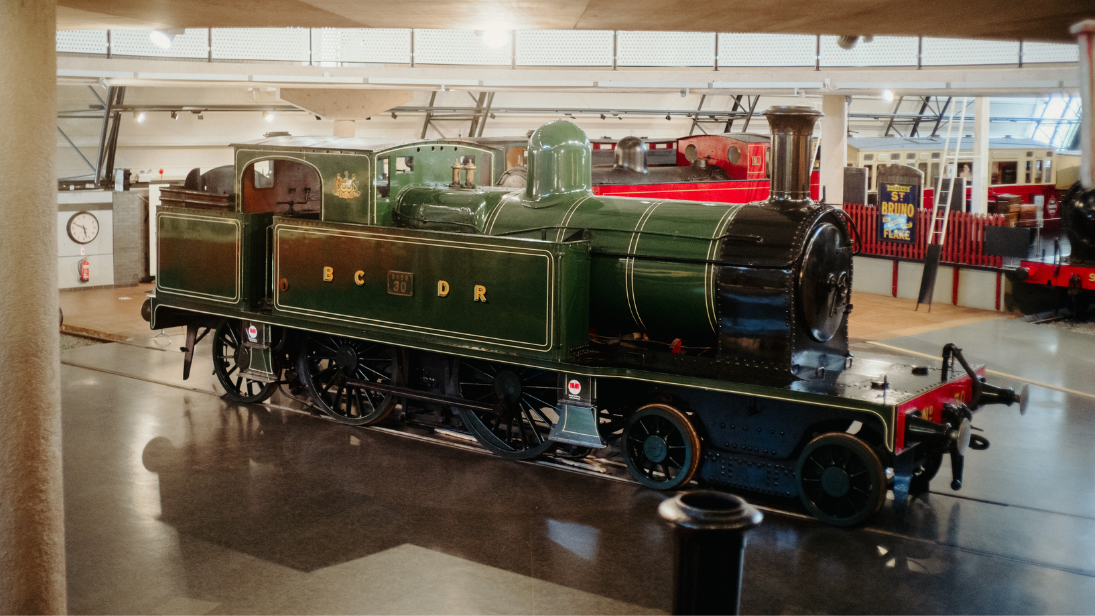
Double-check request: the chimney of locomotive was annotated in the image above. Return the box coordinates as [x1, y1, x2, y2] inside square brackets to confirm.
[764, 106, 822, 205]
[614, 136, 648, 174]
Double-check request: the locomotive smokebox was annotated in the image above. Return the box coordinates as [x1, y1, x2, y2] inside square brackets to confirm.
[764, 106, 822, 205]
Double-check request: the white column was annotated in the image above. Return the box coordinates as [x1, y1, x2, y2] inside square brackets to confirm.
[333, 119, 355, 138]
[820, 95, 848, 205]
[971, 97, 990, 214]
[0, 0, 67, 613]
[1072, 20, 1095, 187]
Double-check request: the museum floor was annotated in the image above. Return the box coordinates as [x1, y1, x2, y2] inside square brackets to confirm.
[58, 287, 1095, 614]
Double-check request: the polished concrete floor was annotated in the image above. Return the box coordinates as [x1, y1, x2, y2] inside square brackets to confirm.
[59, 312, 1095, 614]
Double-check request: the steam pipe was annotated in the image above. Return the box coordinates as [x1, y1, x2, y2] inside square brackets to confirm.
[764, 106, 822, 203]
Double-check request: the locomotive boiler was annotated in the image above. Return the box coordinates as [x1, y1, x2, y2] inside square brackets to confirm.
[148, 106, 1024, 526]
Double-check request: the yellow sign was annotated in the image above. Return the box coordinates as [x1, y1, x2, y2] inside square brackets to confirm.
[438, 280, 450, 297]
[474, 285, 487, 302]
[323, 266, 334, 282]
[354, 270, 364, 286]
[333, 172, 361, 199]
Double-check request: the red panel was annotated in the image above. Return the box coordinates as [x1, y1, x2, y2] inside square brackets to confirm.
[1020, 261, 1095, 290]
[894, 369, 981, 454]
[593, 180, 770, 203]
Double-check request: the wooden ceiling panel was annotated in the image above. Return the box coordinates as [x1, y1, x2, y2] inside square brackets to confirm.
[57, 0, 1094, 42]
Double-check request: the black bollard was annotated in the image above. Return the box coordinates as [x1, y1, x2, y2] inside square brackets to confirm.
[658, 490, 763, 615]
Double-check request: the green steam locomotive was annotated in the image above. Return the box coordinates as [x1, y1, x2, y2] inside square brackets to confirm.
[147, 106, 1022, 526]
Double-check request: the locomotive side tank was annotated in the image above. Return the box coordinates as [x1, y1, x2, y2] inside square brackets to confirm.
[394, 107, 852, 380]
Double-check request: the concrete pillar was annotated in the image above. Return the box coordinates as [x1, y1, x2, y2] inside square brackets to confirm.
[971, 97, 990, 214]
[1072, 20, 1095, 187]
[0, 1, 67, 614]
[333, 119, 355, 138]
[820, 95, 848, 205]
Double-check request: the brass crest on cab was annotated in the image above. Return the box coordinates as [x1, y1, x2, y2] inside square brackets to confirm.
[333, 172, 360, 199]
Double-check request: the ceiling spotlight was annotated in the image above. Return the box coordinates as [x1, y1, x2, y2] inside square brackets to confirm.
[600, 114, 606, 120]
[170, 111, 178, 120]
[264, 112, 275, 122]
[882, 89, 895, 102]
[391, 112, 398, 119]
[135, 112, 146, 124]
[836, 35, 857, 50]
[149, 28, 184, 49]
[666, 114, 671, 121]
[479, 29, 510, 48]
[197, 113, 203, 120]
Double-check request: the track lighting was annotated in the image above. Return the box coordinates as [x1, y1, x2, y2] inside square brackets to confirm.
[882, 89, 895, 103]
[666, 114, 671, 121]
[264, 112, 275, 122]
[170, 111, 178, 120]
[135, 112, 146, 124]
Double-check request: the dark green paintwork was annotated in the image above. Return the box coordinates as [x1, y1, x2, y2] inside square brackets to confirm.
[272, 218, 589, 359]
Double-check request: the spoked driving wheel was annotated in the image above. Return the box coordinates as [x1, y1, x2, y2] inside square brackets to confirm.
[297, 334, 400, 426]
[796, 432, 886, 526]
[212, 321, 279, 404]
[621, 404, 702, 490]
[452, 359, 558, 460]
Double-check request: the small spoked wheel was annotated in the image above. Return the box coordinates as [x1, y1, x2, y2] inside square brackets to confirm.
[796, 432, 886, 526]
[621, 404, 701, 490]
[212, 321, 279, 404]
[297, 334, 399, 425]
[452, 359, 558, 460]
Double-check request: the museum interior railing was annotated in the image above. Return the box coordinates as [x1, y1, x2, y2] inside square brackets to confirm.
[844, 203, 1007, 267]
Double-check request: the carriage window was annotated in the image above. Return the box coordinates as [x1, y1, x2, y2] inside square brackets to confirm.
[906, 153, 916, 160]
[254, 160, 274, 189]
[930, 163, 939, 188]
[863, 154, 874, 161]
[992, 161, 1017, 185]
[396, 156, 414, 174]
[727, 146, 742, 164]
[684, 144, 698, 163]
[890, 153, 901, 161]
[377, 158, 389, 182]
[864, 165, 873, 190]
[931, 152, 941, 160]
[1035, 160, 1043, 183]
[1045, 159, 1052, 182]
[1025, 160, 1032, 183]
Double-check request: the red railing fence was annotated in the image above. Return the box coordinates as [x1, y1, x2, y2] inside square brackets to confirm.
[843, 203, 1004, 268]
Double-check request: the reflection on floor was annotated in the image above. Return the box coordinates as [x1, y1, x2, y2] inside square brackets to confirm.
[60, 306, 1095, 613]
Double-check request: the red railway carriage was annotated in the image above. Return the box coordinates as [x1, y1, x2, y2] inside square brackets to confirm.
[592, 133, 819, 203]
[676, 133, 770, 179]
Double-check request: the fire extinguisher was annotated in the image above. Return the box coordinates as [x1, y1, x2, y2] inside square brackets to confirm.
[78, 259, 90, 283]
